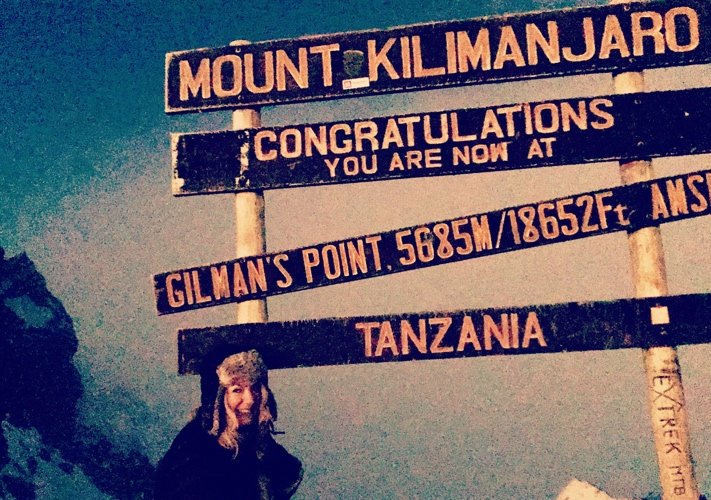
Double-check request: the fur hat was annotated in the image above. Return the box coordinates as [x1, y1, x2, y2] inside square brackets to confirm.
[199, 350, 277, 440]
[216, 350, 268, 388]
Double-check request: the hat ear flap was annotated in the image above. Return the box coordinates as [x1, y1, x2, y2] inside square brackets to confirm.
[267, 387, 277, 422]
[209, 385, 226, 436]
[259, 384, 277, 425]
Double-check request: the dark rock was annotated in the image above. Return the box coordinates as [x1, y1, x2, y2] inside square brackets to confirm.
[0, 251, 81, 449]
[0, 248, 155, 498]
[2, 474, 36, 500]
[0, 428, 7, 470]
[57, 460, 73, 474]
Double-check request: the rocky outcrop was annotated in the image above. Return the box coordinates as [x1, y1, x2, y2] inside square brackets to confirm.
[0, 251, 82, 450]
[0, 248, 154, 498]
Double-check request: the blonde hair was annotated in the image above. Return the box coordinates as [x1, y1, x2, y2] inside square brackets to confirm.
[205, 351, 277, 453]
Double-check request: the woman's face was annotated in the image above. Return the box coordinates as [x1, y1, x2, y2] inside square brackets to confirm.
[224, 376, 262, 426]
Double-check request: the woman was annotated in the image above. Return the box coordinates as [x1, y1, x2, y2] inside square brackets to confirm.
[155, 350, 303, 499]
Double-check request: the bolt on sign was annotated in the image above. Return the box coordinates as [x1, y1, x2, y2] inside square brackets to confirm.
[172, 86, 711, 194]
[165, 0, 711, 113]
[177, 292, 711, 373]
[153, 168, 711, 315]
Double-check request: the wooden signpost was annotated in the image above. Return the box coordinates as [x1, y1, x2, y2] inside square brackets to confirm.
[613, 28, 698, 495]
[154, 168, 711, 315]
[165, 0, 711, 112]
[159, 0, 711, 497]
[172, 86, 711, 194]
[230, 40, 268, 326]
[177, 292, 711, 373]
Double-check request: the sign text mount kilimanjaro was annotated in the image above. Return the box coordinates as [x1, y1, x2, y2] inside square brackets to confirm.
[166, 1, 709, 112]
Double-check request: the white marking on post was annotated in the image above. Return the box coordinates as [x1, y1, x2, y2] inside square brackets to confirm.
[650, 306, 670, 325]
[342, 77, 371, 89]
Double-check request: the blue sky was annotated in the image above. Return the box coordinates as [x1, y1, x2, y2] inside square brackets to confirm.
[1, 0, 606, 255]
[4, 0, 711, 497]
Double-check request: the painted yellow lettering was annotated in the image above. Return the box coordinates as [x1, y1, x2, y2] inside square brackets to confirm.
[481, 109, 505, 139]
[457, 316, 482, 351]
[400, 318, 427, 355]
[210, 265, 231, 300]
[382, 119, 405, 148]
[212, 55, 242, 97]
[244, 52, 275, 93]
[471, 215, 492, 251]
[232, 263, 250, 296]
[347, 240, 368, 275]
[484, 314, 510, 350]
[562, 18, 595, 62]
[412, 36, 445, 77]
[166, 273, 185, 308]
[191, 270, 212, 303]
[666, 179, 689, 216]
[246, 259, 267, 292]
[430, 317, 454, 353]
[687, 174, 709, 213]
[665, 7, 699, 53]
[590, 98, 615, 130]
[631, 12, 665, 56]
[651, 183, 670, 220]
[302, 248, 320, 283]
[599, 15, 631, 59]
[375, 321, 399, 356]
[526, 21, 560, 65]
[273, 254, 293, 288]
[309, 44, 340, 86]
[522, 312, 547, 347]
[457, 29, 492, 72]
[354, 121, 380, 152]
[368, 38, 399, 81]
[365, 236, 383, 271]
[355, 322, 379, 357]
[423, 113, 449, 145]
[275, 48, 308, 91]
[179, 58, 211, 100]
[304, 126, 328, 157]
[494, 26, 526, 69]
[330, 124, 353, 154]
[254, 130, 277, 161]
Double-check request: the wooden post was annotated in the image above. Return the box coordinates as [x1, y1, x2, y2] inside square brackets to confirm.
[611, 6, 699, 497]
[231, 41, 267, 324]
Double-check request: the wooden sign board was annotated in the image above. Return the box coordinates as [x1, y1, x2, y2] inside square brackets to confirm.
[177, 292, 711, 373]
[165, 0, 711, 113]
[154, 169, 711, 315]
[173, 87, 711, 194]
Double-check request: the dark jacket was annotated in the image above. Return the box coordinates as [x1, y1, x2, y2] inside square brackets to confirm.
[154, 418, 302, 500]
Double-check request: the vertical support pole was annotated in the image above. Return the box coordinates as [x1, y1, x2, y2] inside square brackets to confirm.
[231, 40, 267, 324]
[611, 19, 699, 500]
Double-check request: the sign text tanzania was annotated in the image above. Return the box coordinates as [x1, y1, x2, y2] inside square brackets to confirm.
[165, 1, 710, 111]
[177, 293, 711, 372]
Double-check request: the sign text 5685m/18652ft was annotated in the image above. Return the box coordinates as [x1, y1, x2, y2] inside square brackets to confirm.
[153, 169, 711, 315]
